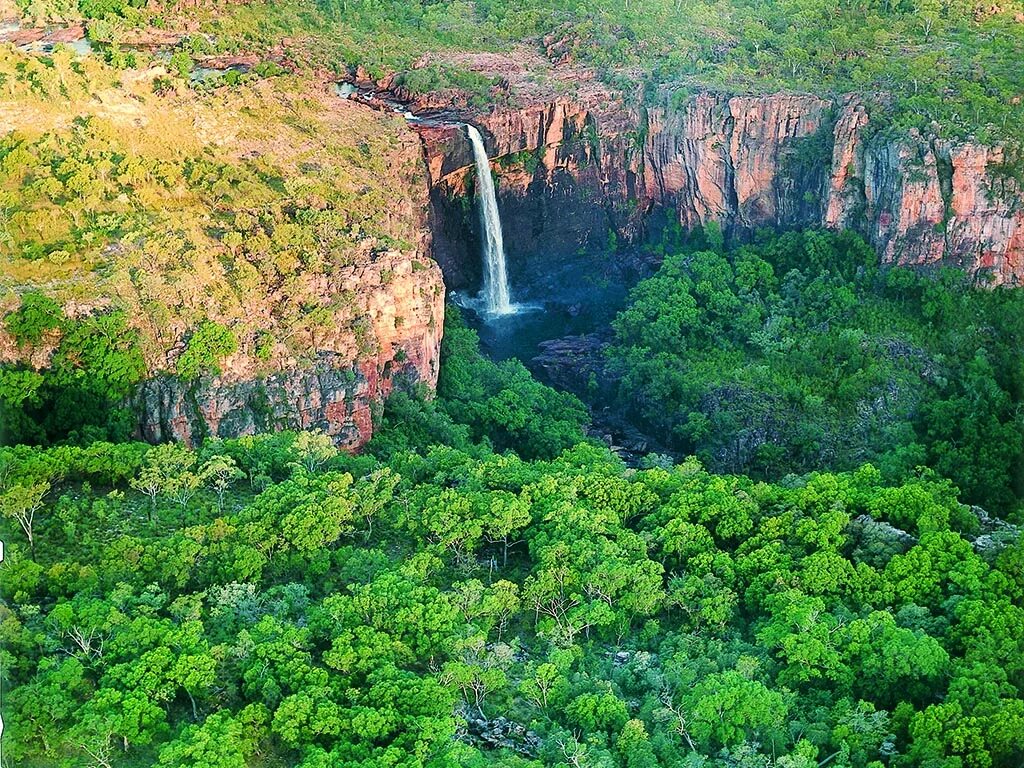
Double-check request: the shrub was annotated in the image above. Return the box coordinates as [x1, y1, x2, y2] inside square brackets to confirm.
[4, 294, 63, 347]
[176, 321, 239, 381]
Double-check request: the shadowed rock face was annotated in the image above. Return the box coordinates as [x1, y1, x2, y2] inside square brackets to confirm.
[417, 104, 641, 301]
[417, 93, 1024, 292]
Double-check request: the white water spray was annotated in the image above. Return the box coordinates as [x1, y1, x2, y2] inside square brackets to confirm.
[466, 124, 513, 316]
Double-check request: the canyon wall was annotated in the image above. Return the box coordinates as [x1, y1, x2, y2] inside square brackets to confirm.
[417, 93, 1023, 289]
[417, 102, 643, 300]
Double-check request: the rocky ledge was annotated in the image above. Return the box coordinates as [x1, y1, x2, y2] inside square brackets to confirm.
[133, 249, 444, 449]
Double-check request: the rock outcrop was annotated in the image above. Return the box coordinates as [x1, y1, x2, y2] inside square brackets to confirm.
[640, 93, 831, 229]
[133, 249, 444, 449]
[416, 92, 1024, 288]
[849, 514, 917, 568]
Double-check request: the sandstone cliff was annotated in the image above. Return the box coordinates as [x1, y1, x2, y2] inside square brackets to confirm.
[132, 248, 444, 448]
[417, 92, 1023, 288]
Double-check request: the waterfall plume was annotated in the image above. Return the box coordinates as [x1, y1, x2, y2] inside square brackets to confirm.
[466, 124, 513, 316]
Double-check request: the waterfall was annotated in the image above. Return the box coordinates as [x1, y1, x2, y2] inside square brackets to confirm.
[466, 124, 513, 316]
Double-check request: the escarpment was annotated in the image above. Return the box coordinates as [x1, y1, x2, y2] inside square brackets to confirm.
[125, 93, 446, 449]
[118, 98, 447, 449]
[4, 39, 1022, 452]
[0, 66, 445, 450]
[416, 91, 1023, 289]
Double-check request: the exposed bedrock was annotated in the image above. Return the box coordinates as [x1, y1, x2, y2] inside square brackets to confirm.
[132, 249, 445, 449]
[415, 92, 1023, 292]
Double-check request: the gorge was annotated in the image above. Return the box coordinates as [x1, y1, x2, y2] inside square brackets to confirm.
[3, 56, 1024, 453]
[3, 5, 1024, 765]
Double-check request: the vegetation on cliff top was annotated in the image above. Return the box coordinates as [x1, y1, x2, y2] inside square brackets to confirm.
[294, 0, 1024, 146]
[0, 48, 436, 440]
[7, 0, 1023, 144]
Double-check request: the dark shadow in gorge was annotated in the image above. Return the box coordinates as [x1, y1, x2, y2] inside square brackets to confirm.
[439, 184, 704, 459]
[454, 235, 678, 462]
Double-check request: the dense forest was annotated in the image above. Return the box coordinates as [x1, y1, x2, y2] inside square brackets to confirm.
[2, 324, 1023, 767]
[606, 229, 1024, 514]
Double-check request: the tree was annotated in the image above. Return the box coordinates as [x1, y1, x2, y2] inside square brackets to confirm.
[130, 462, 164, 523]
[617, 719, 659, 768]
[842, 611, 950, 707]
[678, 670, 788, 751]
[200, 454, 244, 514]
[168, 50, 194, 80]
[130, 444, 197, 522]
[4, 292, 62, 346]
[520, 661, 569, 712]
[442, 636, 508, 717]
[167, 466, 203, 516]
[292, 430, 338, 473]
[565, 691, 629, 736]
[251, 472, 356, 554]
[71, 687, 168, 755]
[756, 590, 850, 689]
[482, 492, 531, 567]
[159, 708, 266, 768]
[352, 467, 399, 540]
[171, 652, 217, 721]
[414, 488, 486, 567]
[0, 480, 48, 558]
[271, 690, 344, 748]
[483, 579, 520, 641]
[176, 321, 238, 380]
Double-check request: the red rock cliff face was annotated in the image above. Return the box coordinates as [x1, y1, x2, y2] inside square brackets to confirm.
[420, 93, 1023, 285]
[133, 248, 444, 449]
[640, 93, 830, 229]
